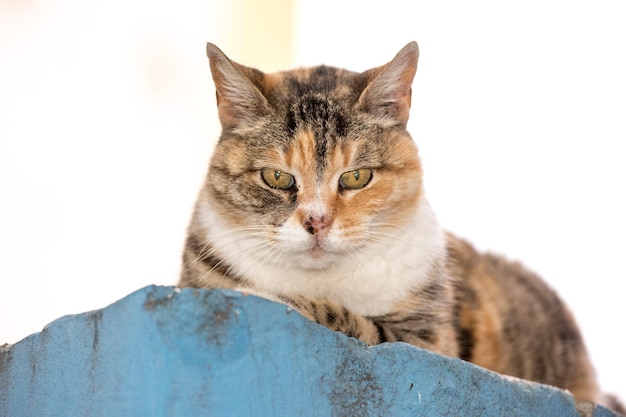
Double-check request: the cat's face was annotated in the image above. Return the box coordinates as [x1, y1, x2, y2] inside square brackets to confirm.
[200, 42, 423, 272]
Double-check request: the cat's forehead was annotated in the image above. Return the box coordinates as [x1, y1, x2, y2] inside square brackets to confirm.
[282, 66, 363, 96]
[215, 60, 417, 175]
[279, 96, 376, 177]
[279, 119, 409, 181]
[265, 65, 366, 108]
[282, 127, 347, 181]
[286, 93, 348, 141]
[264, 69, 363, 172]
[263, 69, 412, 175]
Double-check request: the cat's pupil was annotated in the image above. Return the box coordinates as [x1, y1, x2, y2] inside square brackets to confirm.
[353, 170, 360, 181]
[274, 171, 281, 181]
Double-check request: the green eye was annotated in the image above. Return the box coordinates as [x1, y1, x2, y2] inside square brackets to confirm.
[339, 168, 373, 190]
[261, 168, 295, 190]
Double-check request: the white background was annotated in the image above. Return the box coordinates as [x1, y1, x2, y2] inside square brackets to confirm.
[1, 0, 624, 401]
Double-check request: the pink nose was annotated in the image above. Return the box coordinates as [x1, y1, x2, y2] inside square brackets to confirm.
[303, 215, 329, 235]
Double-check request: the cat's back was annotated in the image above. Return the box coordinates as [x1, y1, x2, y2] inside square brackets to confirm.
[446, 233, 602, 402]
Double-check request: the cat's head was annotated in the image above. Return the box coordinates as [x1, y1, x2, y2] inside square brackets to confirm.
[197, 42, 425, 273]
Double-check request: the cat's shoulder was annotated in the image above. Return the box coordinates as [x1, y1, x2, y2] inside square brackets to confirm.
[445, 232, 545, 288]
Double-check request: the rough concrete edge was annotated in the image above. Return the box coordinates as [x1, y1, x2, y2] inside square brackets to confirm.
[1, 285, 622, 417]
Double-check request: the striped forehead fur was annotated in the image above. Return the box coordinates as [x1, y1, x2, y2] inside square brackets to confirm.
[215, 61, 412, 182]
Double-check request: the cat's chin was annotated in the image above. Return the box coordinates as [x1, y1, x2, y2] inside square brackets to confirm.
[294, 259, 337, 271]
[288, 247, 344, 271]
[293, 242, 370, 272]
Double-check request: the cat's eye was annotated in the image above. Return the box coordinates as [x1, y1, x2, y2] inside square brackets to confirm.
[261, 168, 295, 190]
[339, 168, 373, 190]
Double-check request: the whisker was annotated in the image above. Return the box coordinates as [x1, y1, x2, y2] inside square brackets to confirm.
[196, 239, 270, 286]
[186, 224, 277, 282]
[368, 222, 407, 231]
[190, 226, 272, 261]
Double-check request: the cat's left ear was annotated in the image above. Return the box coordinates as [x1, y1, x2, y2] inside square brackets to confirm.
[357, 41, 419, 126]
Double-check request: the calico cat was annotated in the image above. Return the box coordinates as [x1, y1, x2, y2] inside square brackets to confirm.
[179, 41, 623, 413]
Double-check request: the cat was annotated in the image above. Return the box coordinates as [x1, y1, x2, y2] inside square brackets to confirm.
[178, 41, 624, 413]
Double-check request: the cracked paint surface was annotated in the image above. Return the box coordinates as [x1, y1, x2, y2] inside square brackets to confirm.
[0, 286, 618, 417]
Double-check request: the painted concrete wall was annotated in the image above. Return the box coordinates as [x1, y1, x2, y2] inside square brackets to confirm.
[0, 286, 619, 416]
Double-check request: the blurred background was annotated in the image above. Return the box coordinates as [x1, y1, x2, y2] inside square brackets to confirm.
[1, 0, 624, 400]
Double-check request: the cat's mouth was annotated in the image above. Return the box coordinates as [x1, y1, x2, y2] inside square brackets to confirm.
[276, 220, 351, 268]
[284, 237, 336, 269]
[308, 243, 326, 259]
[299, 235, 347, 267]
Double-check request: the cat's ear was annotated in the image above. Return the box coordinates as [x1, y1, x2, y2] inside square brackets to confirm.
[357, 41, 419, 126]
[206, 43, 271, 129]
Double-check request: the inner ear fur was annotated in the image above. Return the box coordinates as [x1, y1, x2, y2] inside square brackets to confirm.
[206, 43, 271, 129]
[357, 41, 419, 126]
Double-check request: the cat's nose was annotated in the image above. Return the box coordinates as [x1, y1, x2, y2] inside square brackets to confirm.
[303, 215, 330, 235]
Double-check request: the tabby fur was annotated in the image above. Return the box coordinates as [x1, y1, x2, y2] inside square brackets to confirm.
[179, 41, 623, 413]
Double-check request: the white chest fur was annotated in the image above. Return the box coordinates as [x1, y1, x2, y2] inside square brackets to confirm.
[198, 197, 445, 317]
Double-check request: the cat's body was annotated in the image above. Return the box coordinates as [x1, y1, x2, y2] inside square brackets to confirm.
[179, 42, 623, 412]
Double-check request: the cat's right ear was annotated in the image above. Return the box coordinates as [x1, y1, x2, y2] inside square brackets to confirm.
[206, 43, 270, 129]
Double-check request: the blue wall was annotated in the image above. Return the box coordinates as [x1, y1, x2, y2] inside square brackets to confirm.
[0, 286, 618, 416]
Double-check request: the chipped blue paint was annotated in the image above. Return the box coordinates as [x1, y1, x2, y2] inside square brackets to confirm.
[0, 286, 618, 416]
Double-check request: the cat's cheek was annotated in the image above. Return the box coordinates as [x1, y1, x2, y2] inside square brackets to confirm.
[362, 175, 421, 222]
[207, 174, 295, 226]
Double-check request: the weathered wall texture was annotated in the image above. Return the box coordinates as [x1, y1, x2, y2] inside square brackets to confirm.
[0, 286, 618, 416]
